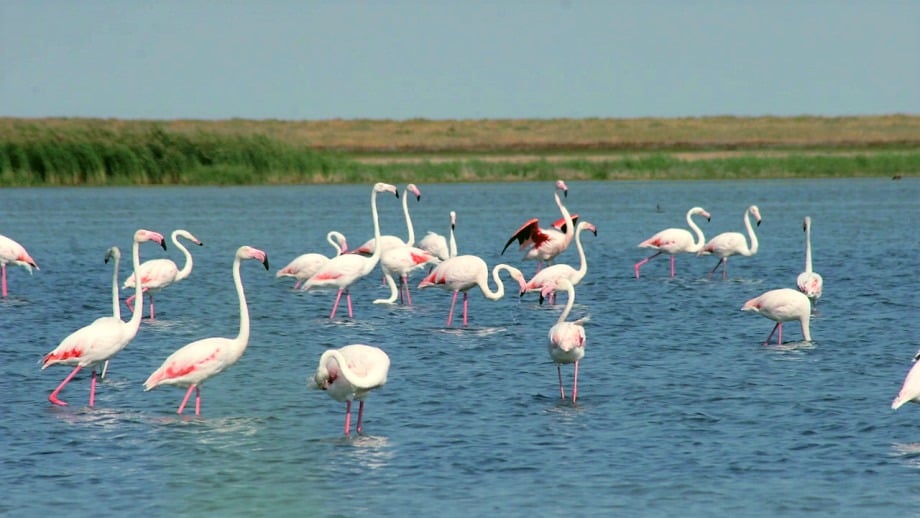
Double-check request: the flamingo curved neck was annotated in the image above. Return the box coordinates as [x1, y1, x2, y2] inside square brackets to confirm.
[557, 282, 575, 324]
[327, 231, 345, 256]
[555, 188, 575, 246]
[323, 349, 376, 389]
[743, 208, 759, 255]
[481, 264, 513, 300]
[233, 254, 250, 346]
[402, 188, 416, 246]
[687, 210, 706, 251]
[572, 225, 589, 282]
[173, 232, 195, 281]
[366, 189, 384, 267]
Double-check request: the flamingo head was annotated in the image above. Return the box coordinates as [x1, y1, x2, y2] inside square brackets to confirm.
[749, 205, 762, 226]
[803, 216, 811, 232]
[238, 246, 270, 270]
[407, 183, 421, 201]
[578, 221, 598, 237]
[691, 207, 711, 222]
[105, 247, 121, 264]
[375, 182, 399, 198]
[741, 297, 761, 313]
[913, 349, 920, 362]
[310, 359, 339, 390]
[449, 210, 457, 228]
[136, 229, 167, 250]
[555, 179, 568, 197]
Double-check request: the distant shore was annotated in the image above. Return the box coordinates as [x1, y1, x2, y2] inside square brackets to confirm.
[1, 115, 917, 185]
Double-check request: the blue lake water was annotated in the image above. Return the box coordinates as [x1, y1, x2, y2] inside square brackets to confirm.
[1, 178, 918, 516]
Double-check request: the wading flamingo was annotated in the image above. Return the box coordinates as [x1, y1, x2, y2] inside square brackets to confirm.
[418, 210, 457, 261]
[892, 349, 920, 410]
[124, 229, 203, 319]
[417, 256, 525, 327]
[301, 183, 399, 319]
[100, 247, 123, 379]
[354, 183, 421, 255]
[501, 180, 577, 273]
[700, 205, 761, 280]
[521, 221, 597, 304]
[41, 230, 166, 406]
[741, 288, 812, 345]
[276, 231, 348, 289]
[546, 278, 589, 403]
[309, 344, 390, 435]
[374, 245, 440, 305]
[796, 216, 823, 308]
[0, 233, 39, 298]
[634, 207, 710, 278]
[143, 246, 269, 416]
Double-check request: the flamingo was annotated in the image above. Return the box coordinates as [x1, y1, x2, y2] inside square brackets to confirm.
[891, 349, 920, 410]
[699, 205, 762, 280]
[418, 210, 457, 261]
[353, 183, 421, 255]
[741, 288, 812, 345]
[374, 245, 440, 305]
[41, 229, 166, 407]
[301, 183, 399, 319]
[546, 278, 589, 403]
[417, 256, 526, 327]
[309, 344, 390, 435]
[143, 246, 270, 416]
[100, 247, 123, 379]
[634, 206, 710, 278]
[796, 216, 823, 308]
[124, 229, 203, 319]
[521, 221, 597, 304]
[0, 233, 39, 298]
[276, 231, 348, 289]
[501, 180, 577, 273]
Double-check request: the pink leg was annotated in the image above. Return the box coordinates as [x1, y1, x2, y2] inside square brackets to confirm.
[722, 260, 728, 280]
[345, 290, 354, 318]
[293, 280, 302, 289]
[194, 386, 202, 416]
[462, 292, 469, 326]
[633, 251, 662, 279]
[177, 385, 196, 414]
[777, 322, 783, 345]
[707, 259, 723, 280]
[572, 361, 579, 403]
[1, 265, 7, 297]
[49, 365, 83, 406]
[403, 275, 412, 305]
[344, 400, 353, 435]
[557, 364, 566, 400]
[125, 294, 135, 312]
[329, 289, 344, 319]
[89, 369, 97, 407]
[356, 400, 365, 434]
[149, 295, 156, 320]
[669, 255, 676, 277]
[446, 291, 459, 327]
[764, 322, 781, 345]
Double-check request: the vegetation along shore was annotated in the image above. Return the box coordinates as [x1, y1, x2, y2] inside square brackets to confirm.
[0, 115, 917, 186]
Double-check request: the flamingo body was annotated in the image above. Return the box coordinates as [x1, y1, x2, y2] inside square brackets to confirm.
[0, 233, 39, 297]
[501, 180, 576, 270]
[418, 210, 457, 261]
[418, 255, 525, 327]
[741, 288, 812, 345]
[353, 183, 421, 255]
[700, 205, 761, 280]
[277, 231, 348, 288]
[892, 350, 920, 410]
[124, 229, 202, 319]
[521, 221, 596, 303]
[310, 344, 390, 434]
[375, 245, 440, 305]
[546, 279, 588, 402]
[634, 207, 710, 278]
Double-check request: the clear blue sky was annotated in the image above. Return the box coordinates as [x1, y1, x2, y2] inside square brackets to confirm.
[1, 1, 917, 120]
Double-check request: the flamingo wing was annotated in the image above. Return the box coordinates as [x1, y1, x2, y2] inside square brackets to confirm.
[551, 214, 579, 233]
[41, 317, 128, 368]
[144, 337, 234, 389]
[501, 219, 545, 255]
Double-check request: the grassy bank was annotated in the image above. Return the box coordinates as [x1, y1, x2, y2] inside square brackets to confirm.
[0, 116, 917, 185]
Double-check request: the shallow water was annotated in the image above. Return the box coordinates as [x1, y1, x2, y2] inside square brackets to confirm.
[1, 178, 918, 516]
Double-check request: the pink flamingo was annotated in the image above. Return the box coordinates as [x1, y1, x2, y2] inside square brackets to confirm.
[276, 231, 348, 289]
[309, 344, 390, 435]
[301, 183, 399, 319]
[374, 245, 440, 305]
[892, 350, 920, 410]
[501, 180, 577, 273]
[143, 246, 269, 415]
[418, 210, 457, 261]
[700, 205, 761, 280]
[124, 229, 203, 319]
[741, 288, 812, 345]
[0, 233, 39, 297]
[353, 183, 421, 255]
[41, 230, 166, 406]
[634, 206, 710, 278]
[417, 256, 525, 327]
[796, 216, 823, 307]
[521, 221, 597, 304]
[546, 278, 589, 403]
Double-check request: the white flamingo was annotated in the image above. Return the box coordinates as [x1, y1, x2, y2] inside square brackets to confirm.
[546, 278, 589, 403]
[100, 247, 123, 379]
[276, 231, 348, 289]
[301, 183, 399, 319]
[892, 349, 920, 410]
[521, 221, 597, 304]
[0, 233, 39, 297]
[143, 246, 270, 415]
[741, 288, 812, 345]
[124, 229, 203, 319]
[309, 344, 390, 435]
[634, 206, 710, 278]
[41, 230, 166, 406]
[501, 180, 577, 272]
[418, 210, 457, 261]
[353, 183, 421, 255]
[699, 205, 762, 280]
[374, 245, 440, 305]
[417, 256, 526, 327]
[796, 216, 823, 308]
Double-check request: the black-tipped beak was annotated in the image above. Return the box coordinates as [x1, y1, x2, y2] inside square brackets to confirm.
[262, 256, 270, 270]
[756, 220, 762, 227]
[563, 189, 568, 198]
[416, 194, 421, 202]
[706, 217, 711, 222]
[395, 191, 400, 199]
[160, 241, 168, 251]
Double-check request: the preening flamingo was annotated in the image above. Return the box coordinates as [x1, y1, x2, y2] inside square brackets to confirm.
[521, 221, 597, 304]
[418, 210, 457, 261]
[354, 183, 421, 255]
[143, 246, 269, 416]
[124, 229, 203, 319]
[634, 206, 710, 278]
[309, 344, 390, 435]
[417, 256, 525, 327]
[41, 230, 166, 407]
[546, 278, 589, 403]
[699, 205, 761, 280]
[891, 349, 920, 410]
[374, 245, 440, 305]
[0, 233, 39, 298]
[301, 183, 399, 319]
[501, 180, 577, 272]
[796, 216, 823, 307]
[741, 288, 812, 345]
[276, 231, 348, 289]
